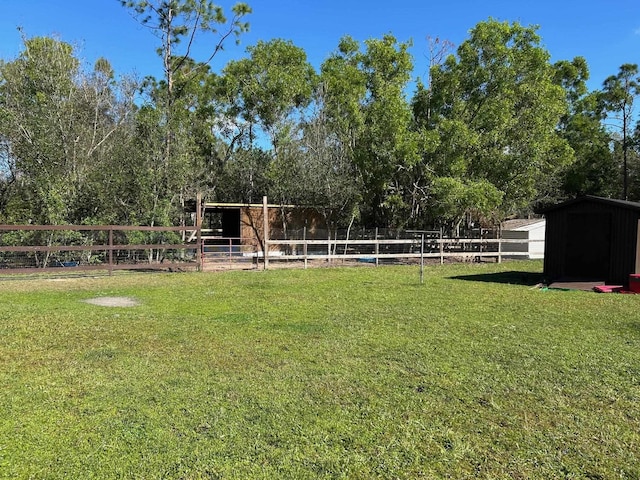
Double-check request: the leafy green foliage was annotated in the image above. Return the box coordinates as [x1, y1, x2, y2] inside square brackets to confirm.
[319, 36, 367, 148]
[319, 35, 421, 228]
[297, 89, 363, 232]
[425, 20, 573, 218]
[430, 177, 503, 233]
[2, 12, 640, 232]
[121, 0, 252, 225]
[216, 147, 271, 203]
[220, 39, 316, 146]
[0, 37, 137, 225]
[559, 90, 617, 200]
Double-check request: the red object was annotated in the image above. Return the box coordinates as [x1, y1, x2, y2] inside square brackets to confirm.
[593, 285, 623, 293]
[629, 274, 640, 293]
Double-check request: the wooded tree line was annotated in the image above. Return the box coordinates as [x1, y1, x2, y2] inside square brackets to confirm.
[1, 1, 639, 235]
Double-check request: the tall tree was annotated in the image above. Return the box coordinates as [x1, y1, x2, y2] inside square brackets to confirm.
[218, 38, 316, 232]
[601, 63, 640, 200]
[0, 36, 137, 224]
[0, 36, 79, 224]
[216, 147, 271, 203]
[319, 36, 367, 158]
[554, 57, 617, 200]
[426, 19, 573, 219]
[297, 85, 363, 236]
[358, 35, 421, 228]
[320, 35, 420, 228]
[121, 0, 251, 223]
[219, 38, 316, 154]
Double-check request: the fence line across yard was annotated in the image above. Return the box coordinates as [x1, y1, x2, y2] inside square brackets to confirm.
[265, 236, 544, 269]
[0, 224, 543, 275]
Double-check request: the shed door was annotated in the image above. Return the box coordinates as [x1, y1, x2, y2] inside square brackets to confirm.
[564, 212, 611, 280]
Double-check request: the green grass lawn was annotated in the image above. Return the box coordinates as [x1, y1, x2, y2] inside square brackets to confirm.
[1, 261, 639, 479]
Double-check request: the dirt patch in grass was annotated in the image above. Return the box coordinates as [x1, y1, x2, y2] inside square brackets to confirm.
[83, 296, 140, 307]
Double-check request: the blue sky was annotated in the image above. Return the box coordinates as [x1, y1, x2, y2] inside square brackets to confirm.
[0, 0, 639, 93]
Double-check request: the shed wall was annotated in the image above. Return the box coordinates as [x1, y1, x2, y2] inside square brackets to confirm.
[501, 230, 529, 256]
[543, 199, 639, 285]
[528, 225, 545, 259]
[502, 222, 545, 259]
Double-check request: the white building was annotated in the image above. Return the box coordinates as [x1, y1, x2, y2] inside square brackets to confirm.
[501, 219, 546, 259]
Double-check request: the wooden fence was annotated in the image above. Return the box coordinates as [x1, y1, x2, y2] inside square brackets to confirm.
[0, 224, 542, 275]
[0, 225, 201, 275]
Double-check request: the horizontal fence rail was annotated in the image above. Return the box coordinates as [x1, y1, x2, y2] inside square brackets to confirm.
[265, 236, 544, 268]
[0, 225, 201, 275]
[0, 223, 543, 274]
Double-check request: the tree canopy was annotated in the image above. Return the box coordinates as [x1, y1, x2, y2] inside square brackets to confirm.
[1, 10, 638, 234]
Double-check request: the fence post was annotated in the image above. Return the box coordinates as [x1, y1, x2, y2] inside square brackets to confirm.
[420, 233, 424, 284]
[375, 227, 379, 267]
[303, 226, 308, 269]
[263, 195, 269, 270]
[439, 228, 444, 265]
[498, 236, 502, 264]
[196, 192, 202, 272]
[108, 227, 114, 276]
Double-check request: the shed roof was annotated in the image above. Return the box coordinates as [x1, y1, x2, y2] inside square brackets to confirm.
[539, 195, 640, 214]
[502, 218, 545, 231]
[203, 202, 297, 209]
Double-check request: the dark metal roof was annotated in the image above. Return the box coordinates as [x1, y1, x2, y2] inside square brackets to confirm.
[539, 195, 640, 214]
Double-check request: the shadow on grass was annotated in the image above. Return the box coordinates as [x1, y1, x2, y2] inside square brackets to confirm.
[449, 271, 544, 287]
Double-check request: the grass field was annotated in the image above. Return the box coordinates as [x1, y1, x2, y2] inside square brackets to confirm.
[1, 261, 639, 479]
